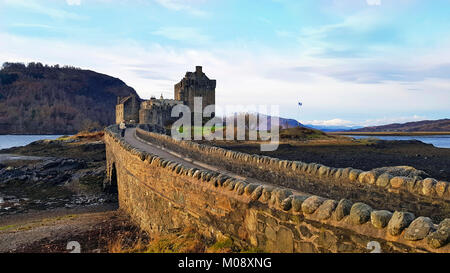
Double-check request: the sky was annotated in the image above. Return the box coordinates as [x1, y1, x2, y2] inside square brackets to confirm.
[0, 0, 449, 127]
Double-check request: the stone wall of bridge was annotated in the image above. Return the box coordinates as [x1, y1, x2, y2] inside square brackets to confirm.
[135, 128, 450, 222]
[104, 127, 449, 253]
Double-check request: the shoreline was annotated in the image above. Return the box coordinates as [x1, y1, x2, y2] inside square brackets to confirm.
[329, 131, 450, 136]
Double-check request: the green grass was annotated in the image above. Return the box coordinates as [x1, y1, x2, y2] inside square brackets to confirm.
[209, 237, 234, 251]
[279, 127, 329, 140]
[0, 224, 17, 231]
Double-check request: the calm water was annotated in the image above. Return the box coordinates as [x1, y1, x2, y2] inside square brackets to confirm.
[0, 135, 63, 150]
[345, 135, 450, 149]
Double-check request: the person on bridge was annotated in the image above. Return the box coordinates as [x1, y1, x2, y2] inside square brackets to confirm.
[119, 120, 126, 137]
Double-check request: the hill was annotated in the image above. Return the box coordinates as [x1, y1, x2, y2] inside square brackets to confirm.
[348, 119, 450, 132]
[0, 62, 139, 134]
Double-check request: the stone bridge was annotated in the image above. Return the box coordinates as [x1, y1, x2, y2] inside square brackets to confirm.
[104, 125, 449, 253]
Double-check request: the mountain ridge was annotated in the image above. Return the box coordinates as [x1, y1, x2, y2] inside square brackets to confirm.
[347, 119, 450, 132]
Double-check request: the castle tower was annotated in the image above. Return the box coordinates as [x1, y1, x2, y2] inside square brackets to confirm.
[115, 93, 140, 124]
[174, 66, 216, 116]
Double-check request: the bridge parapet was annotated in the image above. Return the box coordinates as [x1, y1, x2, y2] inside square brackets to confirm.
[135, 128, 450, 221]
[104, 126, 449, 252]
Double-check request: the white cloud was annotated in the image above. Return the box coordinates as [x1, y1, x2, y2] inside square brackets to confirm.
[304, 119, 353, 126]
[366, 0, 381, 6]
[2, 0, 84, 20]
[66, 0, 81, 6]
[305, 116, 427, 127]
[154, 0, 208, 17]
[0, 32, 448, 126]
[151, 27, 210, 44]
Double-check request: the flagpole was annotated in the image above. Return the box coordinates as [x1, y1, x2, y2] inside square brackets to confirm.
[297, 101, 302, 127]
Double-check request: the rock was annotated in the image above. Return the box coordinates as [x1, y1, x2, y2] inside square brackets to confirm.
[235, 182, 247, 195]
[358, 171, 377, 184]
[332, 199, 353, 221]
[371, 166, 429, 178]
[301, 196, 325, 214]
[348, 203, 372, 225]
[250, 185, 264, 200]
[438, 218, 450, 230]
[403, 217, 434, 241]
[315, 200, 338, 220]
[291, 195, 308, 212]
[422, 178, 437, 196]
[387, 211, 415, 236]
[348, 169, 362, 182]
[281, 196, 293, 211]
[371, 210, 393, 229]
[390, 177, 406, 189]
[269, 188, 292, 207]
[435, 181, 448, 197]
[259, 186, 274, 203]
[244, 184, 259, 196]
[426, 227, 449, 249]
[376, 173, 392, 188]
[318, 166, 331, 177]
[334, 169, 343, 179]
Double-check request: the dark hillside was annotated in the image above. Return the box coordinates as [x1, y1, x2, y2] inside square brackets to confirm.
[0, 62, 140, 134]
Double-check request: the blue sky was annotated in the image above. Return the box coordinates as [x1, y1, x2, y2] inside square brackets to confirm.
[1, 0, 449, 126]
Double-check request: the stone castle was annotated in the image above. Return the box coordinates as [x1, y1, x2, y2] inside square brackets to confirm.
[116, 66, 216, 128]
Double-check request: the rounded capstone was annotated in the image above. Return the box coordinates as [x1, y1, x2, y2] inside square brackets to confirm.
[405, 178, 417, 192]
[318, 166, 331, 177]
[403, 217, 435, 241]
[251, 185, 264, 200]
[371, 210, 393, 229]
[349, 203, 373, 225]
[426, 220, 449, 249]
[291, 195, 308, 212]
[387, 211, 415, 236]
[360, 171, 377, 184]
[193, 170, 201, 179]
[332, 199, 353, 221]
[315, 199, 338, 220]
[270, 188, 293, 207]
[301, 196, 325, 214]
[281, 196, 293, 211]
[235, 181, 248, 195]
[259, 186, 274, 203]
[328, 168, 338, 177]
[435, 181, 448, 197]
[376, 173, 392, 188]
[244, 184, 259, 196]
[390, 177, 406, 189]
[348, 169, 362, 182]
[216, 175, 228, 186]
[334, 169, 343, 179]
[422, 178, 437, 196]
[226, 180, 237, 191]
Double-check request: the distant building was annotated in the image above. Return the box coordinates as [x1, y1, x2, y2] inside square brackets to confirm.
[115, 93, 140, 124]
[116, 66, 216, 128]
[139, 95, 183, 128]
